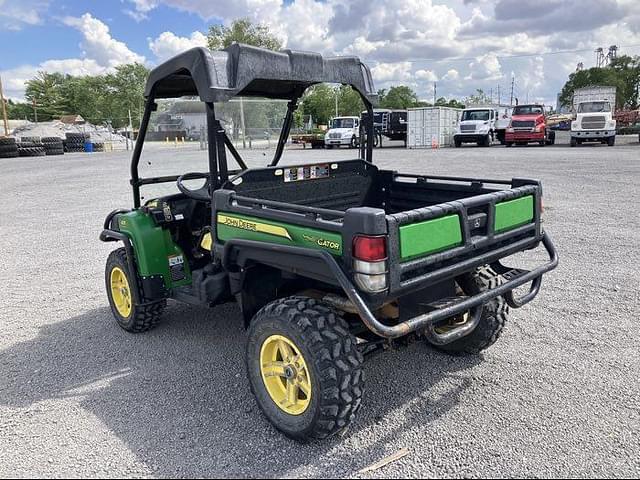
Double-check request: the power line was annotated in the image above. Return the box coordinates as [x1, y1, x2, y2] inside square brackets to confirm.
[363, 43, 640, 65]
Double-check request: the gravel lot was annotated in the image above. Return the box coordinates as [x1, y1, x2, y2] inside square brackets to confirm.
[1, 132, 639, 478]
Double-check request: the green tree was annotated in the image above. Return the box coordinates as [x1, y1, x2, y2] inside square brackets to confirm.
[6, 99, 34, 121]
[465, 89, 492, 106]
[207, 18, 282, 50]
[379, 86, 419, 109]
[560, 55, 640, 109]
[24, 72, 68, 121]
[301, 84, 336, 126]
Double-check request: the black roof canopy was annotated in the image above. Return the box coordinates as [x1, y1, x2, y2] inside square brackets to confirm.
[145, 43, 377, 104]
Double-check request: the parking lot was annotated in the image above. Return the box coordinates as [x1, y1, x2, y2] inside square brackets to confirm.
[1, 133, 639, 478]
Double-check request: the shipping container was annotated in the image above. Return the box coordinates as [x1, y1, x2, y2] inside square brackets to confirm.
[407, 107, 462, 148]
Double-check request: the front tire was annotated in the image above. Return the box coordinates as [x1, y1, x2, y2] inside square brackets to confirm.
[105, 248, 166, 332]
[607, 136, 615, 146]
[427, 266, 509, 355]
[246, 296, 364, 441]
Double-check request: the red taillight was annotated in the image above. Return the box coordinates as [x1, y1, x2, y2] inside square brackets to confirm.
[353, 235, 387, 262]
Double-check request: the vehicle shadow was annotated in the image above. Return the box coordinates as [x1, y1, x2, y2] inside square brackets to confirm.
[0, 303, 482, 477]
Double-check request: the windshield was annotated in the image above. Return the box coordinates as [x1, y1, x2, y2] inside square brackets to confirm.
[331, 118, 356, 129]
[513, 105, 544, 115]
[461, 110, 490, 121]
[578, 101, 611, 113]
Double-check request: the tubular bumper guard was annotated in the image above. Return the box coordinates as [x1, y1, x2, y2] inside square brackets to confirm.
[224, 232, 558, 342]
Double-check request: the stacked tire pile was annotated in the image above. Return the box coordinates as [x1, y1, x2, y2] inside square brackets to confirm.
[18, 137, 46, 157]
[64, 132, 89, 153]
[41, 137, 64, 156]
[0, 137, 19, 159]
[92, 142, 105, 152]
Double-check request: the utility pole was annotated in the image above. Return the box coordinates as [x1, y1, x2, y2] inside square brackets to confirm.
[433, 82, 437, 105]
[0, 75, 9, 136]
[489, 88, 493, 104]
[335, 87, 339, 117]
[497, 84, 501, 105]
[510, 76, 515, 106]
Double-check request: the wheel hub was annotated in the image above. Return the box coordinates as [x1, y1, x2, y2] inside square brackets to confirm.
[259, 334, 312, 415]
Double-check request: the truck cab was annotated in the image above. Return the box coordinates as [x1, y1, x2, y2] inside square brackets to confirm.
[324, 116, 360, 148]
[570, 101, 616, 147]
[505, 104, 555, 147]
[454, 108, 498, 147]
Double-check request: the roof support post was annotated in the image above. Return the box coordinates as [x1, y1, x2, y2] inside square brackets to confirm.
[362, 101, 374, 163]
[131, 92, 156, 208]
[270, 96, 299, 167]
[206, 102, 220, 188]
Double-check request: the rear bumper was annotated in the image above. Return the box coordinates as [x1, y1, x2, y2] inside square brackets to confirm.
[571, 130, 615, 139]
[334, 232, 558, 339]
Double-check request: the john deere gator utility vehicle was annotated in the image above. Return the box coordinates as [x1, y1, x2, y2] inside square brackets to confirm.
[100, 44, 558, 441]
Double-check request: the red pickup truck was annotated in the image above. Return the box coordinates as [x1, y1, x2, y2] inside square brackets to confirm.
[505, 104, 555, 147]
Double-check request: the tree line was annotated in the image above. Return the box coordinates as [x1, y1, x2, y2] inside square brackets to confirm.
[7, 64, 149, 128]
[560, 55, 640, 110]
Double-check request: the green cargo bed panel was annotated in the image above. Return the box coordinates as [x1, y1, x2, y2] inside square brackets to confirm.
[494, 195, 534, 232]
[399, 214, 462, 260]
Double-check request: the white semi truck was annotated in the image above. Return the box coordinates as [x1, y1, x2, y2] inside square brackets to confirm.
[454, 105, 512, 147]
[570, 86, 617, 147]
[324, 116, 360, 148]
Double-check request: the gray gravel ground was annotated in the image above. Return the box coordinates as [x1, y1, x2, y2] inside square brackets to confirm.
[1, 132, 639, 478]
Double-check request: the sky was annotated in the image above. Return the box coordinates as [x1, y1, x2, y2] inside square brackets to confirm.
[1, 0, 639, 105]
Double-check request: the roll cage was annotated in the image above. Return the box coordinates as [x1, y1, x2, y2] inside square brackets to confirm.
[130, 43, 378, 208]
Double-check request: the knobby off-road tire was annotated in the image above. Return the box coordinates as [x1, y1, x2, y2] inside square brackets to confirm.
[0, 150, 19, 158]
[246, 296, 364, 441]
[429, 266, 509, 355]
[0, 137, 16, 146]
[105, 247, 166, 333]
[18, 147, 46, 157]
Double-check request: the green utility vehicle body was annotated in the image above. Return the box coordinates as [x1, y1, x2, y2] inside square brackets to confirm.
[100, 43, 558, 441]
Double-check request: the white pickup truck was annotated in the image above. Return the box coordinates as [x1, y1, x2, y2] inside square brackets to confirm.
[324, 116, 360, 148]
[454, 106, 511, 147]
[570, 86, 616, 147]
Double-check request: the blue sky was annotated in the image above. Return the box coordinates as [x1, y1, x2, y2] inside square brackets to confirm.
[1, 0, 638, 103]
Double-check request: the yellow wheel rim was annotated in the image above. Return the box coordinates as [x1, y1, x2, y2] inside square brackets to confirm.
[110, 267, 132, 318]
[260, 334, 312, 415]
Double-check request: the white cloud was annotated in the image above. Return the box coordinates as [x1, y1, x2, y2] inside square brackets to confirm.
[371, 62, 413, 83]
[465, 53, 503, 81]
[0, 0, 49, 30]
[443, 69, 460, 81]
[63, 13, 145, 68]
[2, 13, 145, 100]
[148, 31, 208, 62]
[415, 69, 438, 82]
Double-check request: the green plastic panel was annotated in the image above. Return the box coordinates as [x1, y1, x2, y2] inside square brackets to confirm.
[216, 212, 343, 255]
[117, 210, 191, 288]
[494, 195, 534, 232]
[399, 214, 462, 260]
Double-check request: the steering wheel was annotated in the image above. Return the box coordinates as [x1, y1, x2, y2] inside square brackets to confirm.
[176, 172, 211, 202]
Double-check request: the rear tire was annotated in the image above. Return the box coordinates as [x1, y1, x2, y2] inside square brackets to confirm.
[427, 266, 509, 355]
[105, 248, 166, 333]
[246, 296, 364, 441]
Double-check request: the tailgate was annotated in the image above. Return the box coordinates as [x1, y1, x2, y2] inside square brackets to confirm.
[385, 176, 542, 296]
